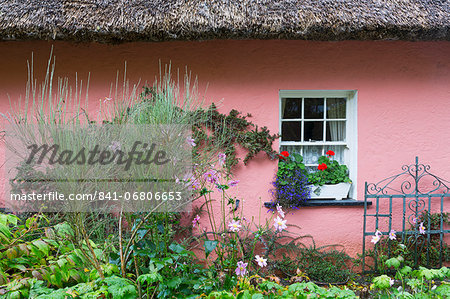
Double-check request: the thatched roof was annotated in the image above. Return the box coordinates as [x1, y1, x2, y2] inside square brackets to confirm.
[0, 0, 448, 42]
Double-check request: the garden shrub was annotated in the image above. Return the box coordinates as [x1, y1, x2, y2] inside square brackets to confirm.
[370, 255, 450, 298]
[0, 212, 112, 298]
[363, 211, 450, 273]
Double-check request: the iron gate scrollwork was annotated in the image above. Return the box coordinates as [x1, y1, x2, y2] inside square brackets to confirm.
[362, 157, 450, 272]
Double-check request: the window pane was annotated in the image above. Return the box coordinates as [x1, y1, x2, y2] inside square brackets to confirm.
[282, 121, 301, 141]
[303, 145, 323, 164]
[327, 98, 346, 119]
[304, 121, 323, 141]
[326, 121, 346, 141]
[282, 98, 301, 119]
[304, 98, 324, 119]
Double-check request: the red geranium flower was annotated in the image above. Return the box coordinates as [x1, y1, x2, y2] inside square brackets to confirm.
[326, 150, 335, 157]
[280, 151, 289, 158]
[318, 163, 328, 171]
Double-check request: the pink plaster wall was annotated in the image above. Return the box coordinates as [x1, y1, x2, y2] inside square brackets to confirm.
[0, 40, 449, 257]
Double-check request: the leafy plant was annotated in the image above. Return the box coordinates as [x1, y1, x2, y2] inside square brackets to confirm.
[307, 151, 351, 186]
[191, 103, 279, 173]
[370, 255, 450, 298]
[206, 278, 357, 298]
[27, 275, 136, 299]
[0, 213, 110, 298]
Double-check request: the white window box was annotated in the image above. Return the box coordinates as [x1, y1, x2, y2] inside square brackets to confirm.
[309, 182, 352, 201]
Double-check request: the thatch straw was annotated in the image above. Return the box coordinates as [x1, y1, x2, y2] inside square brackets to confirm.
[0, 0, 448, 42]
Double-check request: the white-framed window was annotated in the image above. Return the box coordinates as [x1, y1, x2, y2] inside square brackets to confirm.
[279, 90, 357, 198]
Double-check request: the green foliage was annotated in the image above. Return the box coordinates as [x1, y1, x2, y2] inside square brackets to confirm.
[271, 244, 354, 284]
[191, 103, 279, 172]
[0, 212, 113, 298]
[26, 275, 136, 299]
[308, 155, 351, 186]
[207, 278, 357, 298]
[371, 257, 450, 298]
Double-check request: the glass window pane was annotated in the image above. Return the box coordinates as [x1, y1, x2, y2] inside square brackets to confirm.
[304, 121, 323, 141]
[282, 98, 301, 119]
[303, 145, 323, 165]
[326, 121, 346, 141]
[326, 98, 346, 119]
[304, 98, 324, 119]
[282, 121, 301, 141]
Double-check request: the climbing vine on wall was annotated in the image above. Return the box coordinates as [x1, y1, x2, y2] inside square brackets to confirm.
[191, 103, 279, 172]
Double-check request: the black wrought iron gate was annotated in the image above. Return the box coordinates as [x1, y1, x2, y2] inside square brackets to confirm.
[362, 157, 450, 272]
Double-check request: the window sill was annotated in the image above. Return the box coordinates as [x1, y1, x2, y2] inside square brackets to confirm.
[264, 199, 371, 208]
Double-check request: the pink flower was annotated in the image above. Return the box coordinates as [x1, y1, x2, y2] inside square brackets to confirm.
[228, 180, 239, 187]
[389, 229, 396, 240]
[419, 222, 425, 234]
[235, 261, 248, 276]
[228, 220, 241, 232]
[203, 170, 218, 184]
[192, 215, 200, 228]
[189, 180, 200, 191]
[412, 217, 417, 224]
[273, 216, 287, 232]
[218, 153, 226, 167]
[371, 230, 382, 244]
[255, 255, 267, 268]
[276, 204, 285, 218]
[186, 137, 196, 147]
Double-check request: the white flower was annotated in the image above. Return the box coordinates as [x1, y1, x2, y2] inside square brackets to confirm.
[276, 204, 285, 218]
[371, 230, 382, 244]
[389, 229, 396, 240]
[254, 255, 267, 268]
[228, 220, 241, 232]
[419, 222, 426, 234]
[389, 278, 395, 286]
[371, 234, 381, 244]
[273, 216, 287, 232]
